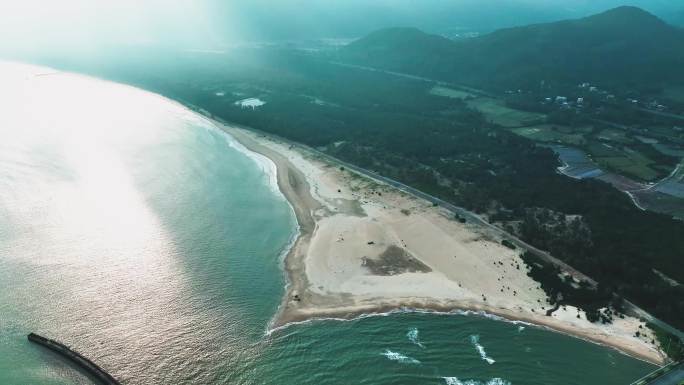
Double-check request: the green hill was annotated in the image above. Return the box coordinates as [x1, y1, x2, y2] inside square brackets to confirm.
[342, 6, 684, 91]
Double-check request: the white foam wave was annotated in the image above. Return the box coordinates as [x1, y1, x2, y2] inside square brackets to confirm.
[382, 349, 420, 364]
[470, 335, 495, 365]
[443, 377, 463, 385]
[443, 377, 510, 385]
[407, 327, 425, 348]
[182, 111, 306, 339]
[487, 379, 510, 385]
[517, 326, 525, 333]
[265, 307, 535, 337]
[224, 132, 281, 197]
[181, 108, 282, 198]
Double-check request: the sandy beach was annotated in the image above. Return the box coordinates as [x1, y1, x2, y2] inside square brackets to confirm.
[214, 121, 666, 366]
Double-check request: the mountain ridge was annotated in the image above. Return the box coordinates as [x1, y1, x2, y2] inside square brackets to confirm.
[341, 6, 684, 91]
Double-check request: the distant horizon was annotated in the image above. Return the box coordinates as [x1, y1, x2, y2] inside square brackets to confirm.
[1, 1, 681, 57]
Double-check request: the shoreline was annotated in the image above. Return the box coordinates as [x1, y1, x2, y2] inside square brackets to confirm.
[215, 124, 320, 331]
[6, 61, 666, 377]
[265, 307, 662, 367]
[212, 120, 666, 366]
[53, 66, 664, 366]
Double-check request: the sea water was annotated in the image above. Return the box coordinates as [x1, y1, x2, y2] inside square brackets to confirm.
[0, 62, 656, 385]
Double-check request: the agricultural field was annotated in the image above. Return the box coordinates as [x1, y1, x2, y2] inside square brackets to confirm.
[511, 125, 587, 145]
[652, 143, 684, 157]
[596, 128, 633, 144]
[429, 85, 683, 184]
[429, 85, 476, 99]
[587, 143, 661, 181]
[632, 189, 684, 220]
[466, 97, 546, 127]
[643, 125, 684, 139]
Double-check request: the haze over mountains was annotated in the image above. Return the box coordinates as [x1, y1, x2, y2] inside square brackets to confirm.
[1, 0, 682, 55]
[342, 6, 684, 91]
[211, 1, 684, 41]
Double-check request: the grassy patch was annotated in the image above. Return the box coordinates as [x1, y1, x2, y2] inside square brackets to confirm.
[512, 125, 587, 145]
[596, 128, 633, 144]
[648, 323, 684, 362]
[595, 156, 659, 181]
[362, 245, 432, 276]
[586, 142, 664, 181]
[467, 97, 545, 127]
[429, 86, 476, 99]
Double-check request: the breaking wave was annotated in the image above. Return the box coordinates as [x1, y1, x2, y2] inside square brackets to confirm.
[470, 335, 495, 364]
[407, 327, 425, 348]
[382, 349, 421, 364]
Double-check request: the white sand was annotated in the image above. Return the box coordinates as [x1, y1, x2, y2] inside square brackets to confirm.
[217, 122, 666, 365]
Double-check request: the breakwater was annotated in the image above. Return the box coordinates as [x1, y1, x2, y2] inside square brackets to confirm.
[27, 333, 120, 385]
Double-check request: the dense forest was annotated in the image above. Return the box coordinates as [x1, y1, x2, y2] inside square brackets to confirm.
[33, 44, 684, 337]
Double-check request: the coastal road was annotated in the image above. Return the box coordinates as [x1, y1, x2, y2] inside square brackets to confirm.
[331, 60, 684, 126]
[646, 362, 684, 385]
[328, 61, 496, 98]
[631, 361, 684, 385]
[639, 108, 684, 122]
[216, 114, 596, 285]
[311, 145, 684, 341]
[189, 103, 684, 343]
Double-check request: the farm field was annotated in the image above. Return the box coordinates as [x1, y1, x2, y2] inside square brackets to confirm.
[633, 190, 684, 219]
[429, 85, 477, 99]
[512, 125, 587, 145]
[588, 143, 661, 181]
[430, 85, 683, 184]
[466, 97, 546, 127]
[597, 128, 633, 144]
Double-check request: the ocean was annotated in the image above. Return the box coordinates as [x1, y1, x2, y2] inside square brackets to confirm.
[0, 61, 656, 385]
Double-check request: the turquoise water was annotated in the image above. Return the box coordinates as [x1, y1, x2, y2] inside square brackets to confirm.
[0, 61, 656, 385]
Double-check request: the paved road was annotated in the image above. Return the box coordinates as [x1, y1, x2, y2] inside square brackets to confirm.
[639, 108, 684, 122]
[318, 62, 684, 341]
[230, 119, 597, 284]
[633, 362, 684, 385]
[272, 130, 684, 340]
[244, 122, 684, 341]
[190, 101, 684, 344]
[329, 61, 496, 98]
[647, 363, 684, 385]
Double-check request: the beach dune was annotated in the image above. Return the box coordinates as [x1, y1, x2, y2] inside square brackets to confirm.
[219, 122, 666, 366]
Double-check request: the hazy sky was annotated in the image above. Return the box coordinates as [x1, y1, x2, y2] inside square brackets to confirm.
[0, 0, 681, 54]
[0, 0, 231, 49]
